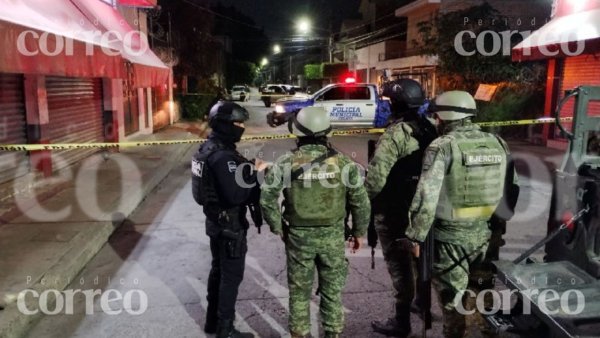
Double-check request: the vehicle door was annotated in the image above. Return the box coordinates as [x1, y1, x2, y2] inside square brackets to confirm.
[344, 85, 375, 125]
[314, 85, 374, 126]
[313, 85, 346, 124]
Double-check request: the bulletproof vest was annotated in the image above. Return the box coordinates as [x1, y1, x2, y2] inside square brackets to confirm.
[436, 130, 507, 222]
[283, 148, 347, 226]
[376, 119, 437, 214]
[191, 141, 223, 211]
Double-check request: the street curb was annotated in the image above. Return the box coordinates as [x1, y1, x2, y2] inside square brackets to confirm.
[0, 142, 195, 338]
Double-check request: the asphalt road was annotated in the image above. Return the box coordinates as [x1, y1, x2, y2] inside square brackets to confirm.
[25, 96, 554, 338]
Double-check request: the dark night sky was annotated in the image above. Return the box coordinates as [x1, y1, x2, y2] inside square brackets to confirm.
[213, 0, 362, 39]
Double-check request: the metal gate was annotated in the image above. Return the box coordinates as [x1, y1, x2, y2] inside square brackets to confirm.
[0, 73, 28, 183]
[46, 76, 104, 170]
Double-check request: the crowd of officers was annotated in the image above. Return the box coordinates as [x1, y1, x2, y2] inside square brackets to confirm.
[191, 79, 520, 338]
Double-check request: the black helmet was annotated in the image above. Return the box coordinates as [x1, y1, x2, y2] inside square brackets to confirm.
[381, 78, 425, 112]
[208, 101, 249, 127]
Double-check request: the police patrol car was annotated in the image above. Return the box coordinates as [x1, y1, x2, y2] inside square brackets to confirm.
[269, 78, 383, 127]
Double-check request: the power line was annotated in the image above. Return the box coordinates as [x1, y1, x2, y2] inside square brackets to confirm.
[333, 11, 398, 37]
[182, 0, 263, 31]
[340, 22, 405, 46]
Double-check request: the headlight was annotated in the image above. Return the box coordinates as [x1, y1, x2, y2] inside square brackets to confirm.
[275, 105, 286, 113]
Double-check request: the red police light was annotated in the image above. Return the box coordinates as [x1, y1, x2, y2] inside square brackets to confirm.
[562, 211, 576, 232]
[344, 77, 356, 84]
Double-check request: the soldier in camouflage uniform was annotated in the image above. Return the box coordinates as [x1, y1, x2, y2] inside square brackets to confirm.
[404, 91, 518, 338]
[366, 79, 437, 337]
[260, 107, 370, 338]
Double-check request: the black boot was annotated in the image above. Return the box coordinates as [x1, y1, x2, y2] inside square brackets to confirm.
[216, 319, 254, 338]
[371, 304, 411, 337]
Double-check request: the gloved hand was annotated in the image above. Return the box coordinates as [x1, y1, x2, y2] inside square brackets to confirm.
[395, 238, 420, 258]
[347, 236, 362, 253]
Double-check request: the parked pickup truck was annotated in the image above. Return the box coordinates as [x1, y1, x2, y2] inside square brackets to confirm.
[267, 82, 383, 127]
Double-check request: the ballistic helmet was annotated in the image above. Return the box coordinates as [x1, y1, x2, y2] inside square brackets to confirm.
[381, 78, 425, 112]
[208, 101, 249, 127]
[288, 107, 332, 137]
[430, 91, 477, 121]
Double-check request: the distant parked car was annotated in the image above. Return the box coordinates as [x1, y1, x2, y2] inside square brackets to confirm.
[290, 86, 305, 94]
[230, 85, 249, 101]
[260, 84, 289, 107]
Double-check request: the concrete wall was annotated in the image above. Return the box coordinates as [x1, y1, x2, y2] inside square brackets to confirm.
[355, 42, 386, 70]
[406, 3, 440, 51]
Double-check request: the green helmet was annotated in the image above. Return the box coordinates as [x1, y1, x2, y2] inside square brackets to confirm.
[430, 91, 477, 121]
[288, 107, 332, 137]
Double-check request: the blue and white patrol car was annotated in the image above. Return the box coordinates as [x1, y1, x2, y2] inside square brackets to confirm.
[270, 78, 386, 127]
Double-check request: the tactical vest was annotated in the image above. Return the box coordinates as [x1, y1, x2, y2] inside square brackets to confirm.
[191, 142, 223, 211]
[436, 131, 507, 222]
[283, 149, 347, 226]
[375, 119, 437, 214]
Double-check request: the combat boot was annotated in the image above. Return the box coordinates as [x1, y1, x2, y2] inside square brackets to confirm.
[216, 319, 254, 338]
[324, 331, 340, 338]
[371, 304, 411, 337]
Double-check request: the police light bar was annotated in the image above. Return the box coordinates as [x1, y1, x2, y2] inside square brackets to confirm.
[344, 77, 356, 84]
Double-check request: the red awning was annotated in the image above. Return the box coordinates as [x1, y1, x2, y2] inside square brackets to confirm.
[71, 0, 170, 87]
[554, 0, 600, 17]
[0, 0, 125, 78]
[512, 8, 600, 61]
[118, 0, 157, 8]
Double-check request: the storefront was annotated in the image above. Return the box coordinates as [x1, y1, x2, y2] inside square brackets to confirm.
[0, 0, 169, 177]
[512, 0, 600, 147]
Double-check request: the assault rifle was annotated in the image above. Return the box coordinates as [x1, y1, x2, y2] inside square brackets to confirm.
[367, 139, 378, 269]
[417, 231, 433, 336]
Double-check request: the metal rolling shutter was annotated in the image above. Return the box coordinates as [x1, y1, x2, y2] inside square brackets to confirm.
[0, 73, 28, 183]
[46, 77, 103, 170]
[560, 55, 600, 117]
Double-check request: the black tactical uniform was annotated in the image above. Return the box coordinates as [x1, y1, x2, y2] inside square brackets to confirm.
[192, 101, 258, 338]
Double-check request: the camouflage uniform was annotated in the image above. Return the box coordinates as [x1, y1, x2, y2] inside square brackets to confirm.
[406, 121, 514, 338]
[365, 120, 436, 329]
[261, 144, 370, 336]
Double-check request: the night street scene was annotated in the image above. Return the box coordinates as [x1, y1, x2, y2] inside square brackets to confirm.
[1, 0, 600, 337]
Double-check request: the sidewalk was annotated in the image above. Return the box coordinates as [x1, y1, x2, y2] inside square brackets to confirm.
[0, 122, 207, 338]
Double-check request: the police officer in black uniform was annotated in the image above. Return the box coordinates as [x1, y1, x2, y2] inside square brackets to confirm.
[192, 101, 264, 338]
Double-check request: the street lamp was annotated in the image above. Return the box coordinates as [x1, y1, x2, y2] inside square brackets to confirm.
[260, 57, 269, 67]
[273, 44, 281, 54]
[296, 18, 311, 35]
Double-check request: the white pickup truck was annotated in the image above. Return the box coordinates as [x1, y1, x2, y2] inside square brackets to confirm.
[270, 82, 381, 127]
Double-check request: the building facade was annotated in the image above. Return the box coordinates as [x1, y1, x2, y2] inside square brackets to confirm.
[349, 0, 551, 98]
[0, 0, 171, 183]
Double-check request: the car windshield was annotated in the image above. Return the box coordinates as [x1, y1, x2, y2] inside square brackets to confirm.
[232, 86, 245, 91]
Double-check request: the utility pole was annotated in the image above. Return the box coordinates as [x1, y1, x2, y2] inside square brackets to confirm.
[329, 35, 333, 63]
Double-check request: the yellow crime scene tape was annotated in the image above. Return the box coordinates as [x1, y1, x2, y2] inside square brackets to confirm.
[0, 117, 573, 152]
